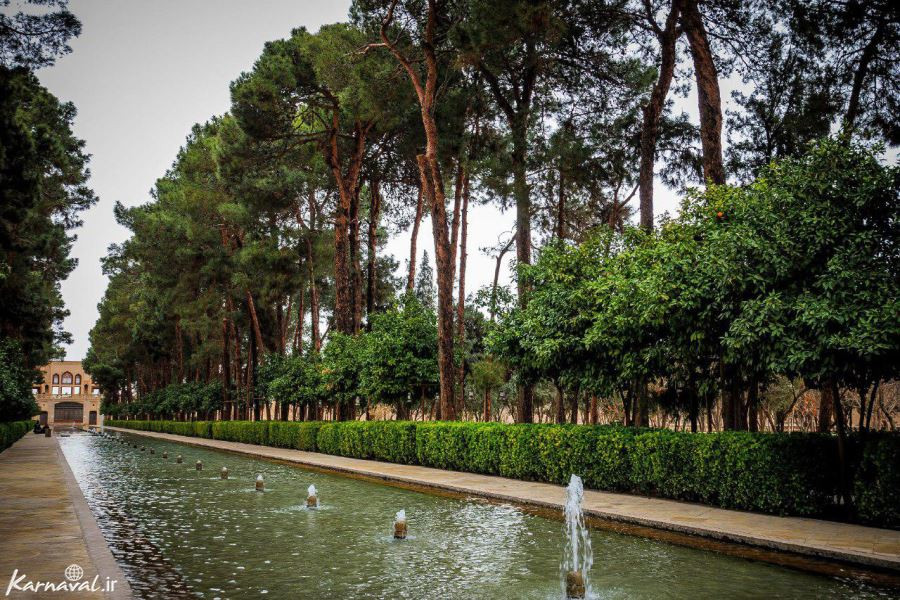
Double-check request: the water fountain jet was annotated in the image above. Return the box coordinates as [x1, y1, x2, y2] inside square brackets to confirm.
[562, 474, 592, 599]
[393, 509, 407, 539]
[306, 484, 318, 508]
[256, 474, 264, 492]
[221, 467, 228, 479]
[176, 455, 183, 464]
[162, 451, 168, 459]
[196, 460, 203, 471]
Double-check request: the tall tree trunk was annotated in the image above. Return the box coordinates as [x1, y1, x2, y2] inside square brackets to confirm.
[512, 124, 534, 424]
[380, 0, 455, 419]
[349, 186, 363, 334]
[555, 384, 566, 424]
[482, 388, 491, 422]
[747, 379, 759, 432]
[490, 237, 514, 322]
[281, 296, 292, 354]
[293, 287, 304, 354]
[246, 290, 266, 354]
[419, 154, 457, 420]
[303, 190, 321, 352]
[818, 384, 834, 432]
[407, 183, 424, 293]
[455, 167, 469, 416]
[638, 0, 683, 230]
[366, 178, 382, 325]
[325, 118, 369, 336]
[830, 380, 851, 511]
[682, 0, 725, 185]
[589, 394, 598, 425]
[556, 166, 565, 239]
[222, 316, 231, 421]
[843, 17, 886, 136]
[175, 318, 184, 383]
[568, 390, 578, 424]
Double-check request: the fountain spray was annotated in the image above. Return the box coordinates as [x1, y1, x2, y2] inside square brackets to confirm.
[562, 474, 592, 599]
[307, 484, 318, 508]
[256, 474, 264, 492]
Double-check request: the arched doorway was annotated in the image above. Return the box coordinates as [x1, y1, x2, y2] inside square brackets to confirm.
[54, 402, 83, 423]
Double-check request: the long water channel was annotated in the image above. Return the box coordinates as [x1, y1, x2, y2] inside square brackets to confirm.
[59, 432, 895, 599]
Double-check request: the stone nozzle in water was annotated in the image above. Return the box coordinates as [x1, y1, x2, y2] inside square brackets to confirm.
[162, 451, 168, 459]
[566, 571, 585, 599]
[176, 454, 183, 464]
[149, 448, 155, 454]
[140, 446, 145, 451]
[393, 509, 407, 539]
[256, 474, 264, 492]
[562, 474, 592, 600]
[307, 484, 318, 508]
[196, 460, 203, 471]
[221, 467, 229, 479]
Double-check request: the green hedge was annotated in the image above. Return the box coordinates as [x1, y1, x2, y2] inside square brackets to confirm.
[105, 419, 900, 528]
[0, 421, 32, 453]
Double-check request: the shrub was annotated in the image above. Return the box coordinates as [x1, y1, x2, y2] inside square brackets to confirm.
[104, 419, 899, 528]
[0, 420, 31, 453]
[853, 434, 900, 527]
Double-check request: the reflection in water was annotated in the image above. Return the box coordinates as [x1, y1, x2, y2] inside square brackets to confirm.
[60, 433, 893, 600]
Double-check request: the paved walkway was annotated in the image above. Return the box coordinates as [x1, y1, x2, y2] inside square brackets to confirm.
[0, 433, 132, 598]
[106, 426, 900, 572]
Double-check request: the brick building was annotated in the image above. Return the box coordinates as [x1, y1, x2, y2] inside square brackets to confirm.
[32, 360, 102, 428]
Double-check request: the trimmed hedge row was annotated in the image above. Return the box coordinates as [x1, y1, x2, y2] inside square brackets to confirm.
[106, 419, 899, 528]
[0, 421, 32, 453]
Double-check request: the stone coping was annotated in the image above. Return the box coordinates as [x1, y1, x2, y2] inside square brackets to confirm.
[105, 426, 900, 573]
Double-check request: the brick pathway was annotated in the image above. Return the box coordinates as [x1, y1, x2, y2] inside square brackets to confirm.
[105, 426, 900, 573]
[0, 433, 131, 598]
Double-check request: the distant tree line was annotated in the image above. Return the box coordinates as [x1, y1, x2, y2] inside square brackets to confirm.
[83, 0, 898, 438]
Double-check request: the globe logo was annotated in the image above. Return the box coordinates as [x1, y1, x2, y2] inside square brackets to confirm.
[64, 564, 84, 582]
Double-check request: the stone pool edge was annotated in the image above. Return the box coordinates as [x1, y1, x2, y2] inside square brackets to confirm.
[57, 437, 134, 599]
[104, 426, 900, 575]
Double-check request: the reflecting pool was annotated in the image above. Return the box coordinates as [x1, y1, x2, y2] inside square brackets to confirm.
[60, 432, 895, 599]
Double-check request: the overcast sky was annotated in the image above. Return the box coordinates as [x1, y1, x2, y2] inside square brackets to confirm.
[36, 0, 691, 361]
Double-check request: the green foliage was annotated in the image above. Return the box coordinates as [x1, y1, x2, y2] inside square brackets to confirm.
[0, 420, 31, 453]
[359, 294, 439, 413]
[321, 333, 364, 413]
[106, 382, 223, 420]
[317, 421, 417, 463]
[266, 354, 327, 412]
[108, 419, 900, 527]
[0, 66, 96, 368]
[491, 139, 900, 425]
[0, 341, 39, 422]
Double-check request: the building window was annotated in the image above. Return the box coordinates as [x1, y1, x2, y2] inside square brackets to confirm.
[44, 385, 49, 393]
[75, 374, 82, 385]
[52, 374, 59, 384]
[62, 372, 73, 384]
[73, 386, 80, 395]
[61, 386, 72, 395]
[92, 388, 100, 396]
[32, 388, 38, 394]
[52, 386, 59, 395]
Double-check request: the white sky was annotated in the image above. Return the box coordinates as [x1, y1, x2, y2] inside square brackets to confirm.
[36, 1, 699, 360]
